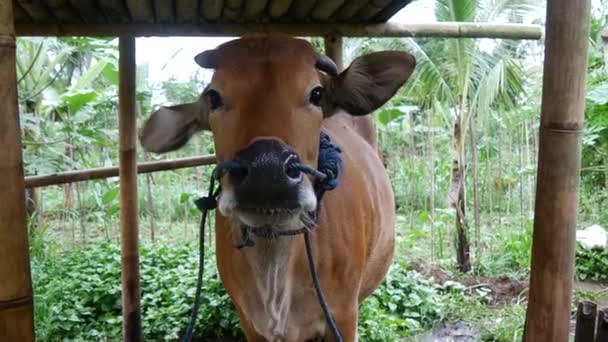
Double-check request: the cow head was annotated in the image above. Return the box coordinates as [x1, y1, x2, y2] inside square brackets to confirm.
[140, 35, 415, 229]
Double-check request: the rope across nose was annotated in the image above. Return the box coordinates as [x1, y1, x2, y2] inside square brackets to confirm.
[196, 132, 342, 214]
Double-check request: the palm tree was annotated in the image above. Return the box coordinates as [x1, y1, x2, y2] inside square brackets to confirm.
[354, 0, 537, 271]
[405, 0, 538, 272]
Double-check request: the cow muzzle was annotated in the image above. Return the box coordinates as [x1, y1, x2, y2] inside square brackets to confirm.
[217, 139, 317, 228]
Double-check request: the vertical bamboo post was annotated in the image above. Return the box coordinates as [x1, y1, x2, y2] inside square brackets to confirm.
[0, 1, 35, 340]
[119, 36, 141, 342]
[0, 1, 35, 341]
[324, 35, 343, 72]
[574, 301, 597, 342]
[524, 0, 591, 341]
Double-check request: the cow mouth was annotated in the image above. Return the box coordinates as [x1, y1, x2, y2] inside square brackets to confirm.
[237, 207, 303, 228]
[217, 185, 317, 228]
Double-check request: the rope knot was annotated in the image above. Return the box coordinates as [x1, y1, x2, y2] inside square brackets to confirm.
[315, 132, 343, 192]
[194, 196, 217, 211]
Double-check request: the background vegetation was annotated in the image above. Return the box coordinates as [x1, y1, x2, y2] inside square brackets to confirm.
[18, 0, 608, 340]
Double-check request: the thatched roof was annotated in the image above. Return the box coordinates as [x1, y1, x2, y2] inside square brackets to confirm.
[13, 0, 412, 26]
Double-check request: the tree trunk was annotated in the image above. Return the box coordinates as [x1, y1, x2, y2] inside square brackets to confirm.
[144, 152, 156, 243]
[507, 133, 512, 216]
[455, 183, 470, 272]
[63, 141, 75, 241]
[450, 113, 470, 272]
[183, 181, 189, 240]
[524, 119, 533, 213]
[76, 182, 86, 245]
[602, 28, 608, 76]
[497, 124, 504, 225]
[23, 103, 40, 224]
[428, 110, 436, 261]
[485, 117, 493, 224]
[408, 110, 416, 231]
[469, 116, 480, 255]
[519, 123, 525, 225]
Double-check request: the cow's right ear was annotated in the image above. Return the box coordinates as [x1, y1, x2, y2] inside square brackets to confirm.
[140, 96, 209, 153]
[322, 51, 416, 117]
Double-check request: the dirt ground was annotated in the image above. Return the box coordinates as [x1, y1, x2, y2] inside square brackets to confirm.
[409, 259, 608, 341]
[408, 259, 528, 306]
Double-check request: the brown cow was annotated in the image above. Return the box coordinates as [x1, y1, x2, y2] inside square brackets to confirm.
[140, 34, 415, 341]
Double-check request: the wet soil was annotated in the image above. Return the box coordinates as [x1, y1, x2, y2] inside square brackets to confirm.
[409, 259, 528, 306]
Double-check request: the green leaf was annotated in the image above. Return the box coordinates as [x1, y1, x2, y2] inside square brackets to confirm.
[61, 89, 98, 113]
[377, 108, 404, 126]
[102, 187, 120, 205]
[72, 60, 109, 91]
[102, 62, 119, 86]
[179, 193, 191, 203]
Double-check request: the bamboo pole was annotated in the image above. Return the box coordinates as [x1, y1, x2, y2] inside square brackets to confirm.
[0, 1, 35, 340]
[118, 35, 141, 342]
[15, 21, 543, 40]
[324, 35, 343, 71]
[523, 0, 591, 341]
[24, 155, 216, 188]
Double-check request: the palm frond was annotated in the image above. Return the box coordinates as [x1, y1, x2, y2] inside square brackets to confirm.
[435, 0, 478, 22]
[477, 0, 540, 22]
[399, 38, 457, 109]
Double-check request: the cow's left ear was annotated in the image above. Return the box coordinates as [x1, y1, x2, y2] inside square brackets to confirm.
[140, 96, 209, 153]
[323, 51, 415, 116]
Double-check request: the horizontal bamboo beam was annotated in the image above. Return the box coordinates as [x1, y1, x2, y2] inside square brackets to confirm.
[15, 21, 543, 39]
[24, 155, 217, 188]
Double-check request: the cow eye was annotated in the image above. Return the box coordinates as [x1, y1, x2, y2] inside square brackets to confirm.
[205, 89, 223, 110]
[309, 87, 324, 107]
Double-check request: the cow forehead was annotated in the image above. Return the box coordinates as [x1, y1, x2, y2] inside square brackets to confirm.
[209, 35, 319, 89]
[214, 35, 317, 68]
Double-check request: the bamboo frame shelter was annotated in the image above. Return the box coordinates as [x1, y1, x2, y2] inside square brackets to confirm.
[0, 0, 590, 341]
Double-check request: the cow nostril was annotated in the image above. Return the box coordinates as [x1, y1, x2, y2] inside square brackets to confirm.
[229, 166, 249, 184]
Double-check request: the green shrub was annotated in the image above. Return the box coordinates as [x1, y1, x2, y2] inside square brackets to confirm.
[33, 242, 241, 341]
[575, 245, 608, 282]
[358, 262, 441, 341]
[33, 243, 442, 341]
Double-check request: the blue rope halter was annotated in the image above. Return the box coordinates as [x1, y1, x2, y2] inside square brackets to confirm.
[182, 132, 344, 342]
